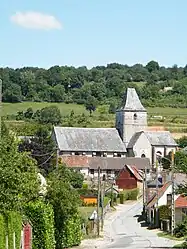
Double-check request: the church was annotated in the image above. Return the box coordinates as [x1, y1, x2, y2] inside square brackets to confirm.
[52, 88, 177, 169]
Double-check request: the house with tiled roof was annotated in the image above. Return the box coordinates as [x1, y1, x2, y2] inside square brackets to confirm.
[146, 180, 187, 225]
[175, 195, 187, 224]
[52, 88, 177, 174]
[60, 155, 150, 179]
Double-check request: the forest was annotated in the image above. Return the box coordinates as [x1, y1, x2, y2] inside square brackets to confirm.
[1, 60, 187, 108]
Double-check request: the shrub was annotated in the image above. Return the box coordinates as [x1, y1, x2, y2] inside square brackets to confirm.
[0, 212, 22, 249]
[158, 205, 171, 220]
[61, 213, 82, 248]
[0, 214, 6, 249]
[128, 189, 139, 200]
[24, 200, 55, 249]
[174, 217, 187, 238]
[82, 183, 88, 189]
[121, 189, 138, 200]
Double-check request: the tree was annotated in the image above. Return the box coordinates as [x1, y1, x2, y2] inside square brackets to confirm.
[0, 122, 39, 211]
[47, 164, 82, 249]
[177, 136, 187, 148]
[37, 106, 62, 125]
[24, 107, 34, 119]
[19, 126, 56, 175]
[84, 96, 98, 116]
[146, 60, 160, 73]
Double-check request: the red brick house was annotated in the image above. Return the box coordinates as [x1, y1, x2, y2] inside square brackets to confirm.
[115, 165, 143, 190]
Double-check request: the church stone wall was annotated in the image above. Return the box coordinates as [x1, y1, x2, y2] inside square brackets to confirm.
[133, 132, 151, 159]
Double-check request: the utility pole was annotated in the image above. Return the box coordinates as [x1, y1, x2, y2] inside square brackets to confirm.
[144, 164, 148, 220]
[171, 150, 175, 235]
[155, 159, 159, 228]
[101, 177, 106, 231]
[97, 166, 101, 237]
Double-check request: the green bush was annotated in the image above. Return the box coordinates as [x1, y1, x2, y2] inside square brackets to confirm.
[24, 200, 55, 249]
[61, 213, 82, 248]
[0, 214, 6, 249]
[0, 212, 22, 249]
[128, 189, 139, 200]
[174, 217, 187, 238]
[121, 189, 138, 201]
[6, 212, 22, 249]
[82, 183, 88, 189]
[158, 205, 171, 220]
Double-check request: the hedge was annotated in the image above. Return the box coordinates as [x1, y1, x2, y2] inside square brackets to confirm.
[61, 213, 82, 248]
[0, 214, 6, 249]
[0, 212, 22, 249]
[158, 205, 171, 220]
[24, 200, 55, 249]
[120, 188, 139, 201]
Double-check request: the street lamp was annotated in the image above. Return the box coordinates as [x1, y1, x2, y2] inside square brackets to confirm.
[155, 150, 175, 235]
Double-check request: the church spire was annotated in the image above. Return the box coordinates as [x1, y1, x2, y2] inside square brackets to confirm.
[122, 88, 146, 112]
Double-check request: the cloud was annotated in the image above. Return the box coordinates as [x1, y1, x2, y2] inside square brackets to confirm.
[10, 11, 62, 30]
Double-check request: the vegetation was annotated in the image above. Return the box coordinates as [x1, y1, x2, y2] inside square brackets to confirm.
[46, 164, 82, 249]
[157, 232, 184, 241]
[24, 201, 55, 249]
[0, 122, 40, 212]
[0, 212, 22, 249]
[2, 62, 187, 109]
[158, 205, 171, 220]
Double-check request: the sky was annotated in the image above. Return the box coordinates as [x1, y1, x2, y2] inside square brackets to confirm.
[1, 0, 187, 69]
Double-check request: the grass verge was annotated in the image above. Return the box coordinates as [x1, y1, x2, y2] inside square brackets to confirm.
[157, 232, 184, 241]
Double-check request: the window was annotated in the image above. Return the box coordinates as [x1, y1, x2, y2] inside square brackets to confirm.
[141, 154, 146, 158]
[90, 169, 94, 174]
[96, 152, 101, 156]
[103, 152, 107, 157]
[134, 113, 137, 120]
[75, 152, 80, 155]
[107, 170, 112, 176]
[117, 153, 121, 157]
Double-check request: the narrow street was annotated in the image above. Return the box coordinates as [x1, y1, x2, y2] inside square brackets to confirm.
[79, 200, 182, 249]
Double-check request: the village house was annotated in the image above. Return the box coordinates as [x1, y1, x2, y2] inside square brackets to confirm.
[61, 156, 151, 179]
[115, 164, 143, 194]
[146, 175, 187, 226]
[52, 87, 178, 172]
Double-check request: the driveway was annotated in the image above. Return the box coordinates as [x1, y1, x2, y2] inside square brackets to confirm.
[78, 200, 182, 249]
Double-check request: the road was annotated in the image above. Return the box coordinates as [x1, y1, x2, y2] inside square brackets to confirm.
[102, 200, 181, 249]
[79, 200, 182, 249]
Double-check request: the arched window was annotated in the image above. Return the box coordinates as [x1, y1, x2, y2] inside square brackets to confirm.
[141, 154, 146, 158]
[134, 113, 137, 120]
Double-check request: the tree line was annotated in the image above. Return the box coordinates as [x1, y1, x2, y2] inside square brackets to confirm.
[1, 60, 187, 108]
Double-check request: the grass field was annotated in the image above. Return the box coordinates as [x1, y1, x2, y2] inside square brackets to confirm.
[2, 102, 187, 116]
[2, 102, 187, 135]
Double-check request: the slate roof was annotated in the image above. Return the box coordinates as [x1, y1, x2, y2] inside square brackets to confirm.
[120, 88, 146, 112]
[88, 157, 151, 170]
[147, 179, 163, 188]
[53, 127, 126, 152]
[127, 131, 177, 148]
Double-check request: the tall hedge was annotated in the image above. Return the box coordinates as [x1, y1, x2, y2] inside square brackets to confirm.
[24, 200, 55, 249]
[0, 214, 6, 249]
[0, 212, 22, 249]
[61, 213, 82, 249]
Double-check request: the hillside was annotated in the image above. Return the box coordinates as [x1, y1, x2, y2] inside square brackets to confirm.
[1, 61, 187, 109]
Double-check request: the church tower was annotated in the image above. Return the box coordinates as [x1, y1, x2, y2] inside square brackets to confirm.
[115, 88, 147, 146]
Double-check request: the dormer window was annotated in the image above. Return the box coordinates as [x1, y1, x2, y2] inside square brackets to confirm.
[134, 113, 137, 120]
